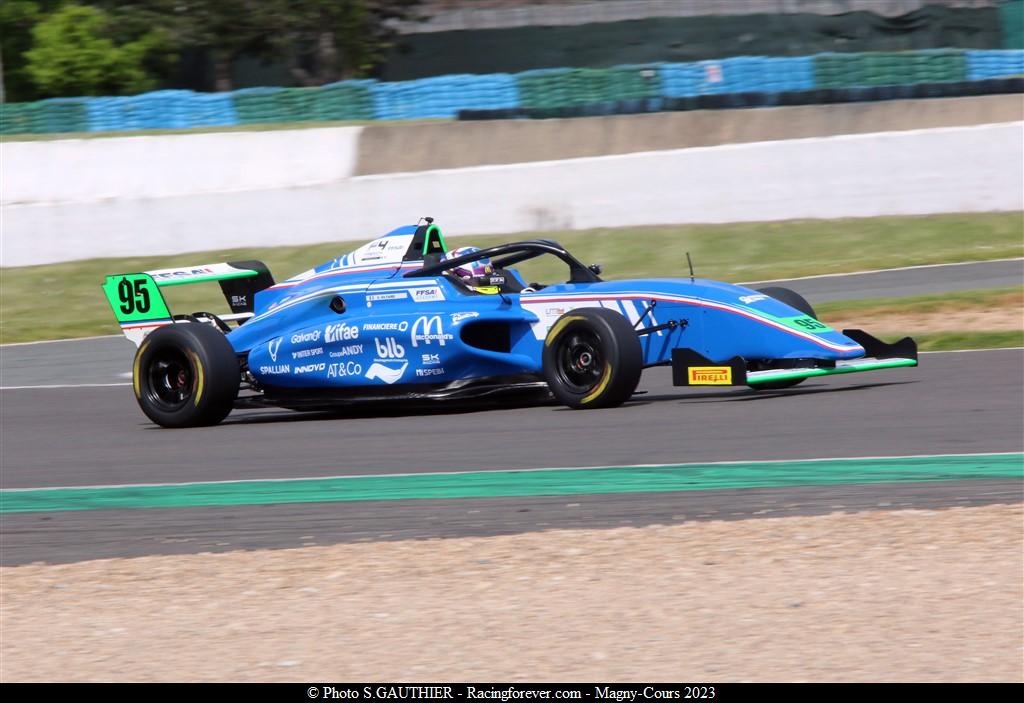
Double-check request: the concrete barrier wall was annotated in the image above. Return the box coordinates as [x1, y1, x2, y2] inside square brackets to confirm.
[354, 95, 1024, 174]
[4, 95, 1017, 204]
[4, 123, 1020, 267]
[1, 127, 363, 206]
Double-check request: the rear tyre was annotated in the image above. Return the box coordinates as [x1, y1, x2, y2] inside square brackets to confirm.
[542, 308, 643, 409]
[750, 286, 817, 391]
[133, 322, 240, 428]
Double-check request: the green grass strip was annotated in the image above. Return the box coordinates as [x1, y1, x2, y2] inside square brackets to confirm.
[2, 453, 1020, 514]
[2, 213, 1020, 343]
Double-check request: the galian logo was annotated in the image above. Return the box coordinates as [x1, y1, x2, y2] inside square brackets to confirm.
[294, 363, 327, 374]
[291, 330, 321, 344]
[374, 337, 405, 359]
[324, 323, 359, 343]
[411, 316, 453, 348]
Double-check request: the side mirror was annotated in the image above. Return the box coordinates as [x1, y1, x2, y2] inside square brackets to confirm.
[588, 263, 603, 276]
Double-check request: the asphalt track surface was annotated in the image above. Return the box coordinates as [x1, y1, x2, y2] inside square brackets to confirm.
[2, 349, 1022, 565]
[742, 258, 1024, 302]
[2, 259, 1020, 388]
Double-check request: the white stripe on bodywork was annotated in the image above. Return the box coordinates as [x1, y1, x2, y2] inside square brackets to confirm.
[251, 280, 448, 324]
[145, 262, 253, 285]
[523, 291, 859, 352]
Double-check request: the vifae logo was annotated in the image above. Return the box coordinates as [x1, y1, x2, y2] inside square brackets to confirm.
[325, 323, 359, 343]
[688, 367, 732, 385]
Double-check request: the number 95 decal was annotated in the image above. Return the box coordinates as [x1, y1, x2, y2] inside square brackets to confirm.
[117, 277, 151, 314]
[786, 316, 830, 332]
[101, 273, 170, 323]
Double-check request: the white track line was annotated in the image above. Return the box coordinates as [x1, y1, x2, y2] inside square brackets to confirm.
[920, 347, 1023, 354]
[739, 257, 1024, 285]
[0, 334, 121, 348]
[0, 382, 131, 390]
[4, 451, 1020, 493]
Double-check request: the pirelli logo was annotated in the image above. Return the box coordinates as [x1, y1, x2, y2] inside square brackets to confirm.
[688, 366, 733, 385]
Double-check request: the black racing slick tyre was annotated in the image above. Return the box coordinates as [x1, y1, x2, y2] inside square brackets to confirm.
[542, 308, 643, 409]
[133, 322, 240, 428]
[750, 286, 818, 391]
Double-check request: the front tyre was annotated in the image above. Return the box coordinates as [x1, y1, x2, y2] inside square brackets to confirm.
[133, 322, 240, 428]
[542, 308, 643, 409]
[750, 286, 818, 391]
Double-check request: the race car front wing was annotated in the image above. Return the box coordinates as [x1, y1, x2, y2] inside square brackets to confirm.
[671, 329, 918, 387]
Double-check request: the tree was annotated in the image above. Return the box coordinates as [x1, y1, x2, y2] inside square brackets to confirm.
[144, 0, 423, 91]
[25, 4, 173, 97]
[0, 0, 44, 101]
[117, 0, 303, 92]
[287, 0, 424, 86]
[14, 1, 423, 99]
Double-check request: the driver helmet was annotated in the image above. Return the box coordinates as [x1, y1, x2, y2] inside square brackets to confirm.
[444, 247, 494, 283]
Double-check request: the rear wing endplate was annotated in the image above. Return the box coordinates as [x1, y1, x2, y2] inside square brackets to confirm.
[101, 261, 273, 346]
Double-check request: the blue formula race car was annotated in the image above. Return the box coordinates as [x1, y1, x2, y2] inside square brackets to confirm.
[102, 220, 917, 427]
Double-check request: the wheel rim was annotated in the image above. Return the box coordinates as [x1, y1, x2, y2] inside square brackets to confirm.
[555, 328, 605, 394]
[146, 347, 194, 410]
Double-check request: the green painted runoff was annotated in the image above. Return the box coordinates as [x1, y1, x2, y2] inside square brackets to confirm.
[2, 453, 1020, 514]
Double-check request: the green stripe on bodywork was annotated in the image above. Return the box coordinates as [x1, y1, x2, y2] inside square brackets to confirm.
[155, 270, 258, 287]
[2, 454, 1020, 514]
[747, 358, 918, 385]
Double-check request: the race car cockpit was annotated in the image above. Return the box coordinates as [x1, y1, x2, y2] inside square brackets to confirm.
[406, 239, 603, 295]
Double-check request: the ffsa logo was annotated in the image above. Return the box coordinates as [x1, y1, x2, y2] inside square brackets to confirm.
[411, 316, 453, 348]
[374, 337, 405, 359]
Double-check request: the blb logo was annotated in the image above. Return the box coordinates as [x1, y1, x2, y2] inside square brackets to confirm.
[411, 315, 452, 348]
[375, 337, 405, 359]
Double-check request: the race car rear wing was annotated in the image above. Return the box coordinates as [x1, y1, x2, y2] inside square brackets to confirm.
[101, 261, 273, 346]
